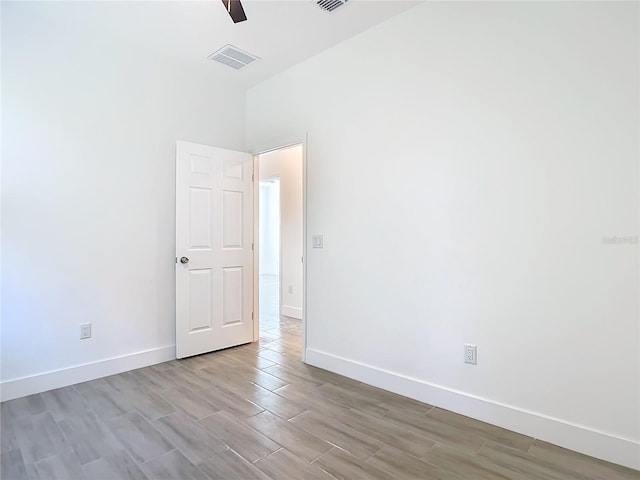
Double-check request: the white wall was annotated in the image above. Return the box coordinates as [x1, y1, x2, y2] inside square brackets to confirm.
[259, 180, 280, 276]
[259, 145, 304, 319]
[1, 2, 246, 397]
[247, 2, 640, 469]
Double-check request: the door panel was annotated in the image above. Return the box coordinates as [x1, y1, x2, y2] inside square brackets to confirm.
[188, 269, 213, 332]
[222, 190, 243, 248]
[223, 266, 243, 325]
[176, 141, 253, 358]
[189, 188, 212, 249]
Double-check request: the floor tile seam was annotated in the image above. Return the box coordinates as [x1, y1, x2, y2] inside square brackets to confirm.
[254, 447, 336, 480]
[141, 447, 216, 480]
[471, 453, 546, 480]
[362, 449, 417, 479]
[419, 441, 452, 461]
[79, 448, 133, 470]
[418, 443, 479, 479]
[382, 440, 441, 463]
[157, 426, 230, 465]
[247, 444, 282, 466]
[203, 384, 268, 416]
[111, 412, 183, 466]
[252, 445, 284, 464]
[381, 411, 489, 452]
[243, 410, 336, 462]
[71, 384, 139, 422]
[309, 445, 337, 466]
[360, 442, 385, 463]
[478, 441, 612, 480]
[354, 428, 438, 461]
[195, 411, 284, 463]
[426, 409, 536, 450]
[63, 416, 126, 467]
[284, 408, 310, 423]
[30, 450, 61, 468]
[336, 409, 434, 450]
[311, 458, 342, 480]
[297, 419, 384, 462]
[315, 443, 390, 479]
[25, 408, 105, 468]
[142, 389, 186, 421]
[230, 412, 296, 459]
[428, 441, 536, 480]
[139, 447, 179, 466]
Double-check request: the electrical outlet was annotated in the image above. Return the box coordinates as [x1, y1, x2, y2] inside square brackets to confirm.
[464, 344, 477, 365]
[80, 323, 92, 340]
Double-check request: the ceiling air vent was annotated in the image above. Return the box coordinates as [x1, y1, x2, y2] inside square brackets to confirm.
[316, 0, 348, 13]
[208, 44, 259, 70]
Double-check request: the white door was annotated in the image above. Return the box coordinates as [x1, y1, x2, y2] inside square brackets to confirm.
[176, 141, 253, 359]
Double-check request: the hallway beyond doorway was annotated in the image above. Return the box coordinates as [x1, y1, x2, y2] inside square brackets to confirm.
[259, 273, 302, 354]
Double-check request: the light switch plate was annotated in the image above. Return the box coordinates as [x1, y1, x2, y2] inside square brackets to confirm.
[312, 235, 323, 248]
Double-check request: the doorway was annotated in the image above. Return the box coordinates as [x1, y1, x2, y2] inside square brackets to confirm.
[255, 144, 305, 359]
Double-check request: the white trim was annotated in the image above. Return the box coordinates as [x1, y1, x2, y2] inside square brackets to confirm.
[252, 154, 260, 342]
[281, 305, 302, 320]
[301, 135, 308, 363]
[0, 345, 175, 401]
[305, 347, 640, 471]
[249, 133, 307, 157]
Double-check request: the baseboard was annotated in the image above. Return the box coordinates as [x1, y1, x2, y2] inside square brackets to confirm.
[0, 345, 176, 402]
[281, 305, 302, 320]
[305, 347, 640, 471]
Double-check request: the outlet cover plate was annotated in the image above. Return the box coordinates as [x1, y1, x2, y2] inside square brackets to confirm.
[464, 344, 477, 364]
[80, 323, 92, 340]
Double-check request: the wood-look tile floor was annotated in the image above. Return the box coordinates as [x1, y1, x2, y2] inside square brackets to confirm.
[2, 311, 638, 478]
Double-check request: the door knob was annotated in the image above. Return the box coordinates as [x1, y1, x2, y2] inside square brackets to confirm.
[180, 257, 189, 264]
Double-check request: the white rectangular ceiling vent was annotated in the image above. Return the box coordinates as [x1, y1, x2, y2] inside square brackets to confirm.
[316, 0, 349, 13]
[208, 44, 259, 70]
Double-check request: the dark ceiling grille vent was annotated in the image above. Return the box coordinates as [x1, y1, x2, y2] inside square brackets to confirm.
[208, 44, 259, 70]
[316, 0, 348, 13]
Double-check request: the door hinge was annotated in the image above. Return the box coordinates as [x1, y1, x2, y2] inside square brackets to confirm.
[252, 312, 254, 320]
[301, 256, 304, 263]
[252, 242, 254, 251]
[252, 173, 254, 182]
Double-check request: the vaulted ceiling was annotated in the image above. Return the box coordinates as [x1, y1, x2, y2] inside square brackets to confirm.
[19, 0, 420, 87]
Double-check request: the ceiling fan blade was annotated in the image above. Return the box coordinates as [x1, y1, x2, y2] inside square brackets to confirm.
[221, 0, 247, 23]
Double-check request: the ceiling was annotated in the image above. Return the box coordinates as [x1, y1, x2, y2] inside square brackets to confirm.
[21, 0, 420, 88]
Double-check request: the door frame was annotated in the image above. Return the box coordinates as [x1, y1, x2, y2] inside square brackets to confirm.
[252, 136, 308, 363]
